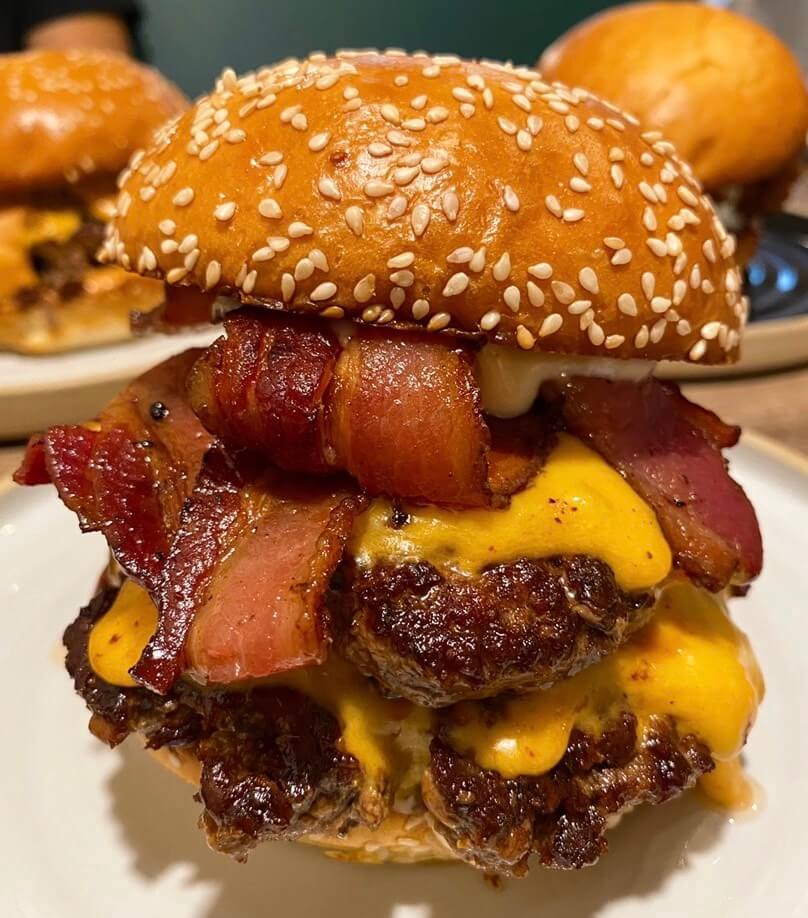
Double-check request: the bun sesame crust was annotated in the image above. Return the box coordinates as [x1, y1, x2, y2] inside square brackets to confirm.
[0, 50, 186, 193]
[107, 51, 746, 364]
[539, 2, 808, 191]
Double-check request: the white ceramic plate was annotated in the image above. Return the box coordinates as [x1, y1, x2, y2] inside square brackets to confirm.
[0, 330, 220, 440]
[1, 431, 806, 918]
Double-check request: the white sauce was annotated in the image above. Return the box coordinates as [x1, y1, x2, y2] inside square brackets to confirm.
[475, 344, 655, 418]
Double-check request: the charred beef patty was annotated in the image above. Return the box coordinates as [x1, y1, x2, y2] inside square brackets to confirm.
[423, 716, 713, 875]
[16, 217, 105, 310]
[65, 589, 367, 860]
[334, 556, 652, 707]
[66, 585, 712, 870]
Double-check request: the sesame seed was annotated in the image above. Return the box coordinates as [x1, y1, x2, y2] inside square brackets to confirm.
[441, 191, 459, 222]
[390, 287, 406, 309]
[390, 269, 414, 287]
[353, 274, 375, 302]
[573, 153, 589, 176]
[258, 198, 282, 219]
[426, 106, 449, 124]
[516, 130, 532, 152]
[551, 281, 575, 305]
[394, 165, 420, 186]
[309, 281, 337, 303]
[606, 118, 625, 132]
[617, 293, 637, 316]
[563, 208, 585, 222]
[204, 260, 221, 289]
[651, 296, 672, 313]
[288, 221, 313, 238]
[178, 233, 198, 255]
[640, 152, 654, 167]
[702, 278, 715, 294]
[411, 94, 428, 110]
[643, 207, 657, 232]
[676, 319, 691, 336]
[726, 268, 740, 292]
[308, 131, 330, 152]
[411, 204, 431, 237]
[689, 339, 707, 361]
[654, 183, 668, 203]
[280, 104, 302, 123]
[460, 103, 476, 118]
[665, 233, 683, 256]
[138, 246, 157, 272]
[469, 247, 486, 272]
[258, 151, 283, 166]
[362, 305, 382, 322]
[427, 312, 451, 331]
[166, 266, 188, 284]
[281, 273, 295, 301]
[480, 309, 501, 331]
[368, 142, 392, 157]
[635, 325, 650, 348]
[642, 272, 655, 300]
[159, 219, 176, 236]
[199, 140, 220, 161]
[587, 116, 605, 130]
[389, 251, 416, 269]
[610, 164, 624, 189]
[703, 239, 717, 263]
[172, 187, 194, 207]
[268, 236, 290, 253]
[529, 262, 552, 279]
[235, 264, 248, 288]
[340, 205, 364, 237]
[701, 321, 721, 340]
[402, 117, 426, 131]
[608, 147, 624, 162]
[565, 115, 580, 133]
[568, 299, 592, 315]
[388, 194, 408, 219]
[646, 238, 667, 257]
[314, 176, 340, 201]
[443, 272, 469, 296]
[252, 246, 274, 263]
[587, 322, 605, 346]
[524, 281, 543, 307]
[579, 267, 599, 294]
[364, 179, 395, 198]
[677, 185, 699, 207]
[570, 176, 591, 193]
[536, 312, 561, 337]
[381, 103, 401, 124]
[309, 247, 329, 271]
[513, 93, 532, 112]
[214, 201, 237, 221]
[226, 129, 246, 144]
[498, 116, 517, 135]
[412, 298, 430, 320]
[548, 100, 569, 115]
[690, 265, 702, 289]
[638, 181, 658, 204]
[504, 286, 521, 312]
[242, 270, 258, 294]
[160, 239, 178, 254]
[516, 325, 535, 349]
[650, 318, 667, 344]
[545, 195, 562, 218]
[399, 151, 423, 167]
[503, 186, 520, 212]
[344, 98, 362, 112]
[394, 74, 409, 88]
[482, 87, 494, 109]
[273, 164, 288, 188]
[492, 252, 511, 282]
[139, 186, 156, 202]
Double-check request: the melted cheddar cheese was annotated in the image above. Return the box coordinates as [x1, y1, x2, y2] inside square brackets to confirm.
[88, 580, 158, 688]
[350, 433, 672, 591]
[90, 580, 761, 811]
[0, 206, 81, 298]
[448, 583, 763, 785]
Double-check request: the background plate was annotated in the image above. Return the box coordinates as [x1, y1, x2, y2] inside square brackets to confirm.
[0, 329, 220, 440]
[0, 432, 806, 918]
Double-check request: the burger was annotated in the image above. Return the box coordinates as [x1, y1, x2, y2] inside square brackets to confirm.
[0, 49, 186, 354]
[16, 52, 764, 875]
[539, 2, 808, 264]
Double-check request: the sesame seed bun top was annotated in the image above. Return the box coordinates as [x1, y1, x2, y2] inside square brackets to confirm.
[107, 51, 745, 364]
[0, 50, 187, 194]
[539, 2, 808, 191]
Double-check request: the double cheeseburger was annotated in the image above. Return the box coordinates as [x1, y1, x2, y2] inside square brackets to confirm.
[17, 52, 764, 875]
[540, 2, 808, 264]
[0, 50, 185, 353]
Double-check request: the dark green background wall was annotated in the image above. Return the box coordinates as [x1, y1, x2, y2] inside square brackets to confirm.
[139, 0, 616, 97]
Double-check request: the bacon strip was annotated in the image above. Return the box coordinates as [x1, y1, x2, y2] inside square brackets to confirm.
[188, 310, 541, 507]
[558, 376, 763, 589]
[15, 350, 212, 591]
[133, 447, 365, 692]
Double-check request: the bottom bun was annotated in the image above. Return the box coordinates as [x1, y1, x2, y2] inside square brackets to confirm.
[148, 743, 456, 866]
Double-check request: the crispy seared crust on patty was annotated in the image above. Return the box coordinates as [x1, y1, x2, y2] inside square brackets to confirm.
[334, 556, 653, 706]
[66, 584, 713, 871]
[424, 717, 713, 875]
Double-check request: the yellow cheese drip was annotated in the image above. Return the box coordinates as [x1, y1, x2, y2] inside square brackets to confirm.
[448, 583, 763, 781]
[88, 580, 158, 688]
[0, 206, 82, 298]
[350, 433, 672, 592]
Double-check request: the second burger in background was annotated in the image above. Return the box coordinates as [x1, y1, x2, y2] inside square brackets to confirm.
[540, 1, 808, 264]
[0, 50, 186, 353]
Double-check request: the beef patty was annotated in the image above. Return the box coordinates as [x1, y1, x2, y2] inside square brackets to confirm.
[64, 584, 711, 870]
[333, 555, 653, 706]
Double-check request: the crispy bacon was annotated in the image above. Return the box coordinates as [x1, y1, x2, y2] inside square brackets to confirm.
[188, 310, 543, 507]
[15, 351, 212, 591]
[132, 284, 217, 333]
[133, 447, 365, 692]
[558, 376, 763, 589]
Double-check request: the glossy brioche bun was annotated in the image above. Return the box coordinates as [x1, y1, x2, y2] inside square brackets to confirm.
[149, 744, 453, 866]
[107, 51, 745, 364]
[539, 3, 808, 191]
[0, 50, 186, 193]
